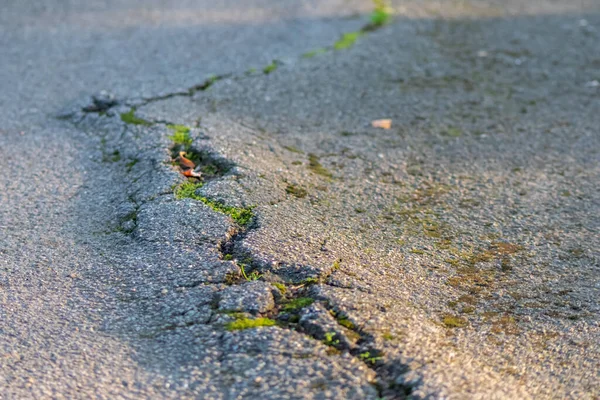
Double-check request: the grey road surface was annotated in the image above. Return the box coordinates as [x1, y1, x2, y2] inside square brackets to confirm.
[1, 0, 599, 399]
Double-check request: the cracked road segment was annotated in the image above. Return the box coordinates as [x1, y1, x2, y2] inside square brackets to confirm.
[1, 0, 599, 399]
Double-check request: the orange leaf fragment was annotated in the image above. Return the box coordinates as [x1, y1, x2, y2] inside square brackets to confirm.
[182, 169, 202, 178]
[178, 151, 195, 169]
[371, 119, 392, 129]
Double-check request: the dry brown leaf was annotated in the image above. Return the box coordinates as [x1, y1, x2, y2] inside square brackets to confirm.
[371, 119, 392, 129]
[178, 151, 195, 169]
[182, 169, 202, 178]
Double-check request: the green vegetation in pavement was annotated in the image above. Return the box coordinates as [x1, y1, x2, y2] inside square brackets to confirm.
[167, 124, 193, 146]
[226, 317, 276, 331]
[282, 297, 314, 312]
[120, 109, 152, 126]
[174, 181, 254, 226]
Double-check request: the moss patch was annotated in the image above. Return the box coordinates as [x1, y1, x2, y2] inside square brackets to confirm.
[301, 277, 319, 286]
[125, 158, 139, 172]
[282, 297, 314, 312]
[368, 0, 392, 28]
[308, 154, 333, 179]
[302, 49, 327, 58]
[334, 32, 363, 50]
[167, 125, 193, 147]
[286, 184, 308, 198]
[226, 317, 276, 331]
[443, 314, 468, 328]
[444, 127, 463, 137]
[332, 312, 355, 330]
[263, 61, 278, 74]
[174, 181, 203, 199]
[272, 282, 287, 294]
[283, 145, 304, 154]
[120, 109, 152, 126]
[174, 182, 254, 226]
[490, 314, 520, 335]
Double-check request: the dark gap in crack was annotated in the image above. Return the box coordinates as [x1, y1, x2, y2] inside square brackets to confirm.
[320, 296, 415, 399]
[135, 73, 232, 107]
[65, 8, 412, 393]
[99, 12, 392, 111]
[69, 106, 416, 399]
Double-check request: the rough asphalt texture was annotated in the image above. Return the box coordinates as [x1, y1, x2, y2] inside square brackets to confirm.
[1, 0, 599, 399]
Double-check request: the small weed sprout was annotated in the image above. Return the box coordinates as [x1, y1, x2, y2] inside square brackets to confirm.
[240, 264, 262, 281]
[324, 332, 340, 346]
[359, 351, 383, 364]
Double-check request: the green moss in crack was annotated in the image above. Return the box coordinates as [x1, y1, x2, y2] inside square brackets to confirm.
[282, 297, 314, 312]
[443, 127, 463, 137]
[332, 312, 355, 330]
[334, 32, 362, 50]
[167, 125, 193, 147]
[174, 181, 203, 200]
[301, 277, 319, 286]
[286, 184, 308, 198]
[263, 61, 278, 74]
[302, 48, 327, 58]
[201, 75, 219, 90]
[272, 282, 287, 294]
[120, 109, 152, 126]
[226, 317, 276, 331]
[283, 145, 304, 154]
[461, 306, 476, 314]
[167, 124, 190, 134]
[331, 260, 341, 271]
[443, 314, 467, 328]
[223, 254, 234, 261]
[125, 158, 139, 172]
[200, 164, 218, 176]
[369, 0, 392, 27]
[209, 202, 254, 226]
[103, 149, 121, 163]
[308, 154, 333, 179]
[174, 182, 254, 226]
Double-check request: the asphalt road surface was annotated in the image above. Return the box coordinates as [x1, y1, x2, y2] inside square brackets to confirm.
[1, 1, 599, 399]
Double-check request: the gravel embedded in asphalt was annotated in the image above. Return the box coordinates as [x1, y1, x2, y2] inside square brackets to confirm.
[1, 0, 599, 398]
